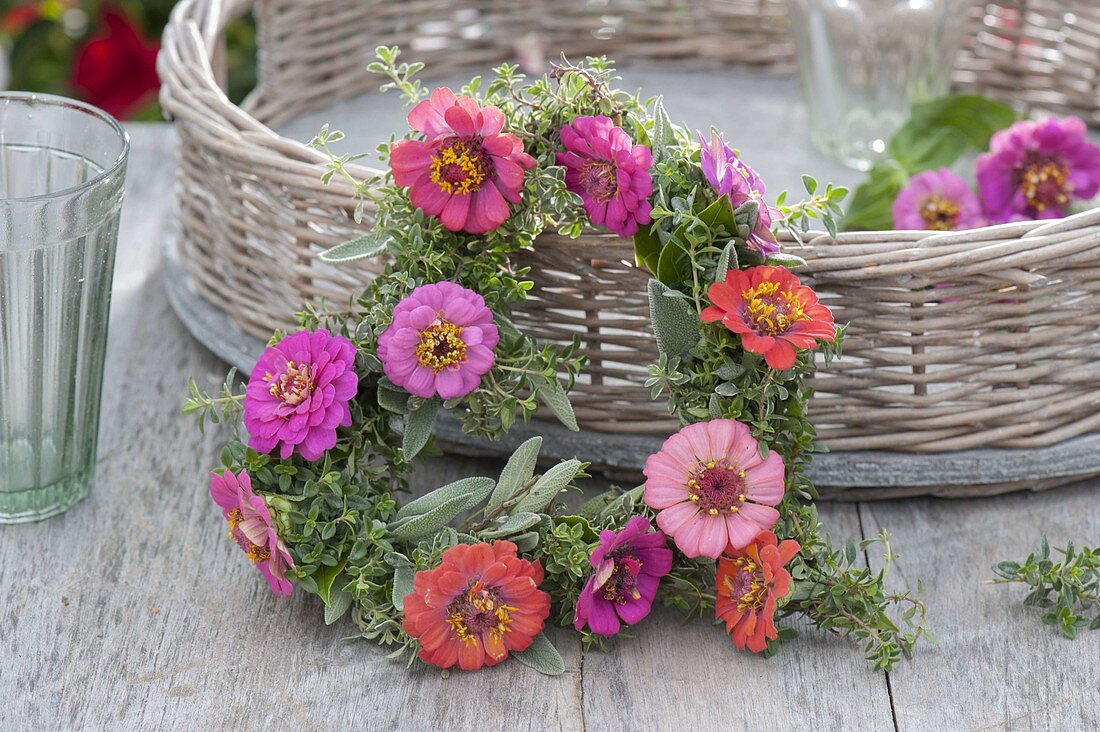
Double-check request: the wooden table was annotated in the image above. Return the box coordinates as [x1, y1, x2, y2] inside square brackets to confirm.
[3, 125, 1098, 731]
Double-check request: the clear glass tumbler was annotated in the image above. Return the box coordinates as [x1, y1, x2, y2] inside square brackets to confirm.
[787, 0, 972, 170]
[0, 93, 129, 523]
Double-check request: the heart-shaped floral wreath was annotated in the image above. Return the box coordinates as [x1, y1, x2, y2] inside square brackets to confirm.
[186, 48, 930, 675]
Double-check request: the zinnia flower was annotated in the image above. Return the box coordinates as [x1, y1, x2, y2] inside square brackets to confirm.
[977, 116, 1100, 223]
[390, 87, 536, 234]
[244, 329, 358, 461]
[892, 168, 984, 231]
[573, 516, 673, 636]
[556, 115, 654, 237]
[377, 281, 499, 400]
[699, 131, 781, 256]
[402, 540, 551, 671]
[701, 265, 836, 371]
[210, 469, 295, 598]
[643, 419, 785, 558]
[715, 530, 799, 653]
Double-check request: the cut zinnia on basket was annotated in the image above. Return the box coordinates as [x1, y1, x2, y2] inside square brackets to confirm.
[702, 265, 836, 371]
[643, 419, 785, 558]
[716, 530, 799, 653]
[209, 469, 295, 598]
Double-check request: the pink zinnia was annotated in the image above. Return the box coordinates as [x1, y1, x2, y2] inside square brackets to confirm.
[377, 281, 499, 400]
[699, 131, 781, 256]
[977, 116, 1100, 223]
[389, 87, 536, 234]
[573, 516, 673, 637]
[210, 469, 295, 598]
[244, 329, 358, 462]
[556, 115, 654, 237]
[892, 168, 984, 231]
[643, 419, 785, 558]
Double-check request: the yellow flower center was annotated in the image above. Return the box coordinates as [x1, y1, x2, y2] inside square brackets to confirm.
[686, 459, 749, 515]
[265, 361, 314, 406]
[446, 581, 516, 647]
[1019, 157, 1070, 213]
[429, 138, 491, 195]
[226, 508, 270, 564]
[724, 556, 767, 611]
[919, 195, 961, 231]
[742, 280, 807, 337]
[415, 320, 468, 372]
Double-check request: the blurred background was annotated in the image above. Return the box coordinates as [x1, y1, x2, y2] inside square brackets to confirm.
[0, 0, 255, 119]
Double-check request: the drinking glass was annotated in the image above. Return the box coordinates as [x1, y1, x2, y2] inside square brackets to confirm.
[0, 93, 129, 523]
[787, 0, 972, 170]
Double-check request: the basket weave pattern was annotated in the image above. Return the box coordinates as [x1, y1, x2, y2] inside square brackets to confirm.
[161, 0, 1100, 456]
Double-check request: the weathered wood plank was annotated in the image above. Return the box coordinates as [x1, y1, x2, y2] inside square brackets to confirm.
[862, 483, 1100, 731]
[582, 503, 897, 731]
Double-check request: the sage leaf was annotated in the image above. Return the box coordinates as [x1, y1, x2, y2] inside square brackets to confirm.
[513, 633, 566, 676]
[396, 476, 495, 520]
[391, 493, 476, 541]
[391, 565, 416, 611]
[765, 252, 808, 270]
[534, 378, 579, 432]
[319, 232, 390, 263]
[377, 378, 409, 414]
[648, 279, 699, 358]
[488, 437, 543, 510]
[481, 511, 542, 538]
[324, 584, 353, 625]
[314, 556, 349, 605]
[716, 241, 738, 281]
[402, 397, 440, 459]
[515, 459, 583, 513]
[511, 531, 541, 552]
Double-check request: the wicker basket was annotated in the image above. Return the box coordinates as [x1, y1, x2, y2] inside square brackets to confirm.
[160, 0, 1100, 475]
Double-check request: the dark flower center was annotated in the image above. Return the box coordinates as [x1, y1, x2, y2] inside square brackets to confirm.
[919, 195, 961, 231]
[267, 361, 314, 406]
[724, 556, 767, 611]
[579, 160, 618, 202]
[430, 137, 492, 195]
[1016, 153, 1071, 214]
[740, 281, 807, 337]
[415, 320, 468, 372]
[597, 551, 644, 604]
[446, 581, 515, 644]
[687, 460, 749, 515]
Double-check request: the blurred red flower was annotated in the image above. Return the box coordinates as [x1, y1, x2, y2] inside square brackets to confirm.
[1, 4, 44, 35]
[70, 8, 160, 119]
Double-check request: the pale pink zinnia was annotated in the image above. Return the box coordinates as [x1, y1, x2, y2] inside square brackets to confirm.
[210, 468, 295, 598]
[643, 419, 785, 558]
[390, 87, 536, 234]
[377, 281, 499, 400]
[556, 115, 654, 237]
[244, 329, 358, 462]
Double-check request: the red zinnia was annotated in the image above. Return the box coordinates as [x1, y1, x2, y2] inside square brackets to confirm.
[402, 540, 551, 671]
[701, 265, 836, 370]
[715, 530, 799, 653]
[70, 8, 160, 120]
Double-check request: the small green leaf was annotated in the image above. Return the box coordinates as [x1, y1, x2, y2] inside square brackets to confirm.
[481, 512, 543, 538]
[655, 237, 688, 285]
[377, 379, 409, 414]
[324, 584, 352, 625]
[765, 252, 808, 269]
[802, 174, 817, 195]
[392, 565, 416, 611]
[648, 279, 700, 358]
[512, 632, 566, 675]
[633, 223, 663, 274]
[402, 397, 440, 459]
[515, 459, 583, 513]
[489, 437, 543, 510]
[314, 556, 349, 604]
[533, 377, 579, 432]
[319, 232, 390, 263]
[396, 476, 495, 520]
[992, 561, 1021, 579]
[650, 96, 677, 164]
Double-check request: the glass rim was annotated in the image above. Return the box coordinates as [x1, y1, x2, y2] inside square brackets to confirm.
[0, 92, 131, 205]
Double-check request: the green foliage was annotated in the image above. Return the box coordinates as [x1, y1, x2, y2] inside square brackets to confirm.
[991, 537, 1100, 639]
[842, 94, 1018, 231]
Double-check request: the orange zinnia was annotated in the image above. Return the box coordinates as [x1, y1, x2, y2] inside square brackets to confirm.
[701, 266, 836, 370]
[715, 530, 800, 653]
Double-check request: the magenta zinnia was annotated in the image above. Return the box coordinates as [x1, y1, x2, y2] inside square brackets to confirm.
[556, 115, 654, 237]
[977, 116, 1100, 223]
[573, 516, 673, 637]
[209, 469, 295, 598]
[699, 131, 781, 256]
[892, 168, 984, 231]
[377, 281, 499, 400]
[243, 329, 358, 462]
[643, 419, 785, 558]
[390, 87, 536, 234]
